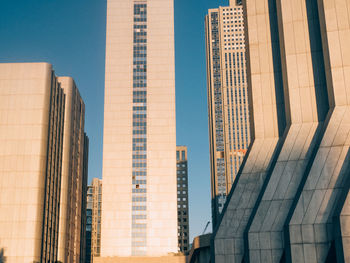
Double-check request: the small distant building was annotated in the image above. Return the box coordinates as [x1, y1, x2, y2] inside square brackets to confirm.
[86, 178, 102, 262]
[176, 146, 189, 253]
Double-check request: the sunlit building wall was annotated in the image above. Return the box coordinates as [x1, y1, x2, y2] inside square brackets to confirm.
[0, 63, 65, 263]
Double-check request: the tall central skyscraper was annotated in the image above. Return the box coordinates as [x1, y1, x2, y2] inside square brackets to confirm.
[101, 0, 177, 258]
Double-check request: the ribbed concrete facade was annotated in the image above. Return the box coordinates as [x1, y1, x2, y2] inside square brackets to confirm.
[205, 0, 251, 228]
[101, 0, 177, 258]
[213, 0, 350, 262]
[0, 63, 65, 263]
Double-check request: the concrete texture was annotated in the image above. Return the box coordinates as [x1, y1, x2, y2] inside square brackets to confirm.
[285, 0, 350, 262]
[246, 0, 329, 261]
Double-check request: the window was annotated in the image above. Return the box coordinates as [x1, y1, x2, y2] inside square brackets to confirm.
[181, 151, 185, 160]
[176, 151, 180, 160]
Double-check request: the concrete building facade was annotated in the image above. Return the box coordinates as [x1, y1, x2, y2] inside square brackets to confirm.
[101, 0, 178, 258]
[205, 0, 251, 227]
[0, 63, 66, 263]
[213, 0, 350, 262]
[86, 178, 102, 263]
[57, 77, 87, 263]
[176, 146, 189, 253]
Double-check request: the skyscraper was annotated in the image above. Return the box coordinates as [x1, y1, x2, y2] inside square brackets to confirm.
[57, 77, 87, 263]
[101, 0, 178, 259]
[86, 178, 102, 263]
[176, 146, 189, 253]
[205, 0, 251, 227]
[0, 63, 66, 263]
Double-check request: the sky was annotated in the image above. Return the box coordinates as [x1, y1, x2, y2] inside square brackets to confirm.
[0, 0, 229, 241]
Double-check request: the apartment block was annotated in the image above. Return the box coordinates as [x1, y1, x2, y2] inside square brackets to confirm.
[57, 77, 87, 263]
[205, 0, 251, 227]
[176, 146, 189, 253]
[0, 63, 65, 263]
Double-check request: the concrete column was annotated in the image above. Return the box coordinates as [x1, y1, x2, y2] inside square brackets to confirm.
[246, 0, 329, 262]
[213, 0, 286, 262]
[285, 0, 350, 262]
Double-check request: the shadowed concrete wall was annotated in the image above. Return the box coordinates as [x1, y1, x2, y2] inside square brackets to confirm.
[285, 0, 350, 262]
[213, 0, 286, 261]
[246, 0, 329, 261]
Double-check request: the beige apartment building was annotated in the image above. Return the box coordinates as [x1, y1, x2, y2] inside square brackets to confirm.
[205, 0, 251, 227]
[100, 0, 178, 260]
[86, 178, 102, 262]
[57, 77, 87, 263]
[176, 146, 189, 253]
[0, 63, 65, 263]
[0, 63, 88, 263]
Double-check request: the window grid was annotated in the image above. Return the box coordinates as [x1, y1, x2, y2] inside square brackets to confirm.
[132, 2, 147, 256]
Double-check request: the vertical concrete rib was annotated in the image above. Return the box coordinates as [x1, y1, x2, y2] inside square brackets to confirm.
[213, 0, 286, 261]
[285, 0, 350, 262]
[246, 0, 329, 262]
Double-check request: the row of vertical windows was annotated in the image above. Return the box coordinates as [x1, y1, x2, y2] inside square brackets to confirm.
[131, 2, 147, 256]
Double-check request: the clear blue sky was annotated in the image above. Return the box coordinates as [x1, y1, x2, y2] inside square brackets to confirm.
[0, 0, 228, 241]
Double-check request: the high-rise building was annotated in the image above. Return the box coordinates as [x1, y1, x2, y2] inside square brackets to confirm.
[176, 146, 189, 253]
[100, 0, 178, 259]
[80, 133, 89, 263]
[57, 77, 87, 263]
[0, 63, 89, 263]
[205, 0, 251, 227]
[0, 63, 66, 262]
[86, 178, 102, 263]
[213, 0, 350, 262]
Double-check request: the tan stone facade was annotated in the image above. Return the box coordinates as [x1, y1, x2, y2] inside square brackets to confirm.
[57, 77, 86, 263]
[0, 63, 88, 263]
[102, 0, 177, 257]
[205, 0, 251, 227]
[0, 63, 65, 262]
